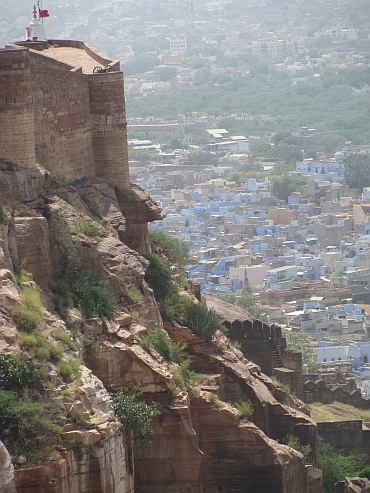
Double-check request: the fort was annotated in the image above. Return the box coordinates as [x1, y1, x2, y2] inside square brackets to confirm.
[0, 38, 129, 188]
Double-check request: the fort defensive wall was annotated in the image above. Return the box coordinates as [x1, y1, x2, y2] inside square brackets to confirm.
[0, 40, 129, 188]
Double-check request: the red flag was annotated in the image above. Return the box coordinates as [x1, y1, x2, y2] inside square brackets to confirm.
[39, 9, 49, 18]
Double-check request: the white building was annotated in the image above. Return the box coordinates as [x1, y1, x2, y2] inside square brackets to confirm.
[170, 35, 187, 55]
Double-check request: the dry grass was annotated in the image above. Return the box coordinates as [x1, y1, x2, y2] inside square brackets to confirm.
[309, 402, 370, 423]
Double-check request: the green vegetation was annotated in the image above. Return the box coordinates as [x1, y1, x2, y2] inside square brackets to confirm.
[308, 402, 370, 423]
[0, 389, 61, 461]
[344, 153, 370, 189]
[143, 254, 175, 301]
[49, 216, 80, 274]
[185, 303, 226, 342]
[282, 329, 318, 373]
[282, 434, 313, 464]
[71, 268, 116, 320]
[183, 151, 219, 166]
[75, 217, 104, 238]
[56, 358, 81, 382]
[170, 358, 200, 392]
[89, 198, 104, 217]
[271, 174, 307, 202]
[6, 161, 16, 172]
[318, 437, 364, 493]
[358, 466, 370, 480]
[0, 354, 35, 392]
[139, 328, 187, 364]
[12, 286, 43, 333]
[119, 278, 143, 305]
[81, 334, 100, 351]
[112, 386, 160, 446]
[159, 293, 193, 321]
[52, 281, 72, 321]
[127, 65, 370, 143]
[150, 231, 194, 273]
[53, 329, 77, 352]
[234, 399, 254, 419]
[209, 392, 222, 407]
[220, 292, 269, 322]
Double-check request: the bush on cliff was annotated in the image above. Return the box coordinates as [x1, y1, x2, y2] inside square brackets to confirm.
[149, 231, 195, 273]
[0, 354, 35, 392]
[143, 254, 175, 301]
[139, 328, 187, 364]
[185, 303, 226, 342]
[112, 386, 160, 446]
[71, 268, 116, 320]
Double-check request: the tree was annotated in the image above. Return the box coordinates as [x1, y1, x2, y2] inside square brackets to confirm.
[344, 153, 370, 189]
[159, 67, 177, 82]
[149, 231, 194, 273]
[220, 292, 269, 322]
[318, 437, 364, 493]
[184, 152, 219, 166]
[112, 386, 159, 446]
[271, 174, 306, 202]
[282, 329, 318, 374]
[143, 254, 175, 301]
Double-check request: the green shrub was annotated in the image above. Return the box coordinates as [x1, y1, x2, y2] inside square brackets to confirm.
[13, 305, 40, 333]
[185, 303, 226, 342]
[358, 465, 370, 480]
[234, 399, 254, 419]
[112, 386, 160, 446]
[33, 330, 63, 363]
[139, 329, 187, 363]
[89, 198, 103, 217]
[21, 287, 43, 316]
[48, 216, 80, 273]
[53, 329, 77, 352]
[52, 281, 72, 321]
[71, 268, 116, 320]
[159, 293, 192, 321]
[75, 217, 104, 238]
[149, 231, 195, 272]
[119, 278, 142, 304]
[282, 434, 313, 464]
[57, 359, 81, 382]
[0, 354, 35, 391]
[143, 254, 175, 301]
[81, 334, 100, 350]
[17, 333, 37, 350]
[0, 205, 9, 222]
[0, 389, 61, 457]
[6, 161, 16, 172]
[171, 359, 200, 391]
[209, 392, 221, 407]
[318, 437, 364, 493]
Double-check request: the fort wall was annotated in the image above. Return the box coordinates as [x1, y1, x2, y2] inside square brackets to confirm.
[29, 51, 95, 180]
[0, 41, 129, 188]
[0, 48, 36, 168]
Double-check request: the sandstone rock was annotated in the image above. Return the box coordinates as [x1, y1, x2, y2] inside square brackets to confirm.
[84, 339, 172, 393]
[0, 440, 16, 493]
[0, 165, 48, 203]
[13, 217, 51, 290]
[339, 477, 370, 493]
[0, 223, 13, 272]
[81, 318, 105, 336]
[116, 329, 135, 343]
[116, 313, 132, 327]
[116, 184, 164, 254]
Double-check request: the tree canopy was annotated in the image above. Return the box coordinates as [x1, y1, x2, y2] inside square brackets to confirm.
[220, 292, 269, 322]
[344, 153, 370, 189]
[271, 174, 307, 202]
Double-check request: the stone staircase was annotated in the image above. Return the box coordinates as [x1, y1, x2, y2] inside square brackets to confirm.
[270, 341, 283, 368]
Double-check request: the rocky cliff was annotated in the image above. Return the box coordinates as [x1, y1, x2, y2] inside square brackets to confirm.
[0, 164, 321, 493]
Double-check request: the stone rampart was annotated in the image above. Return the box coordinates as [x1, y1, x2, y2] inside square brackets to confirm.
[0, 41, 129, 188]
[304, 380, 370, 408]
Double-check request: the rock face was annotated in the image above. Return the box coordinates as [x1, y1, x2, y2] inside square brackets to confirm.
[0, 441, 16, 493]
[116, 184, 164, 254]
[0, 166, 322, 493]
[337, 478, 370, 493]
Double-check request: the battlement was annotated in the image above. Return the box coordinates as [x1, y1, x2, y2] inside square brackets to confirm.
[0, 40, 129, 188]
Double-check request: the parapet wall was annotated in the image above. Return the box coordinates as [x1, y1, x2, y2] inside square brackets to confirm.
[304, 379, 370, 408]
